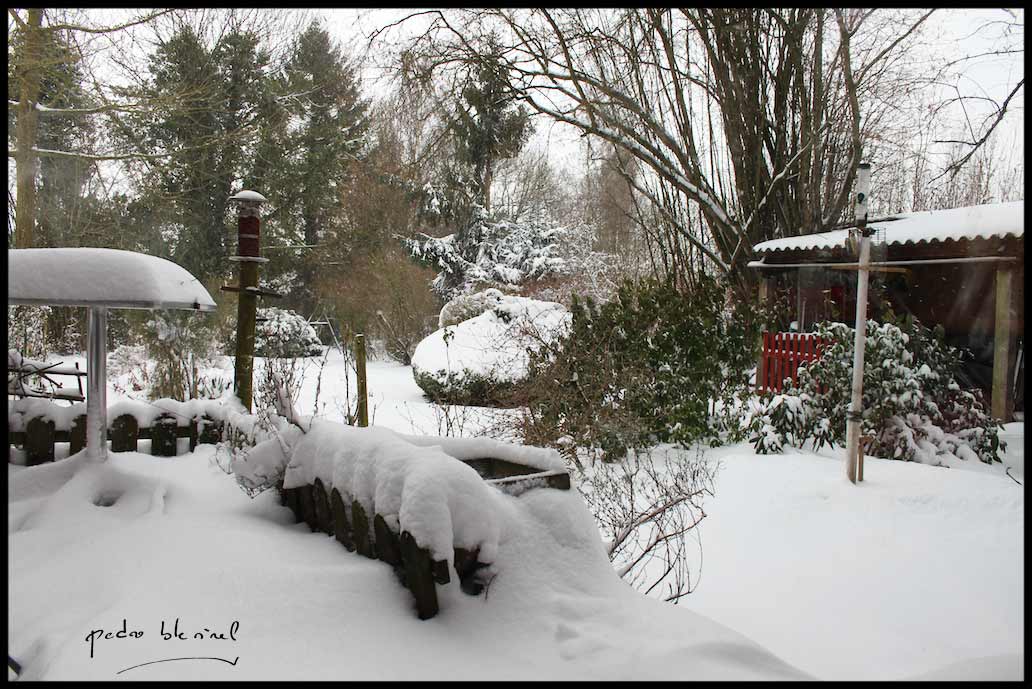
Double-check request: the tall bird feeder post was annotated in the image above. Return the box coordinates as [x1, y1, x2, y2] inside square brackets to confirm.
[226, 190, 268, 412]
[845, 162, 872, 484]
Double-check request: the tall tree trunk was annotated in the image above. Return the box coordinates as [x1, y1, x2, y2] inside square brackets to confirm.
[15, 8, 44, 249]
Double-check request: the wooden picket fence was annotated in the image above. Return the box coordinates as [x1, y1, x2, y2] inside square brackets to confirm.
[280, 459, 570, 620]
[8, 411, 224, 466]
[757, 332, 825, 393]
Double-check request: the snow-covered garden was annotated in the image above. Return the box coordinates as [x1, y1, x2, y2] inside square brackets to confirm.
[8, 6, 1024, 683]
[7, 344, 1023, 680]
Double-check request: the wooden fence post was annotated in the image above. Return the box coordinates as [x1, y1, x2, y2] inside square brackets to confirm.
[355, 333, 368, 427]
[330, 488, 354, 551]
[281, 487, 302, 523]
[197, 415, 222, 446]
[299, 484, 317, 531]
[351, 500, 375, 558]
[70, 414, 88, 455]
[110, 414, 138, 453]
[25, 416, 55, 466]
[151, 413, 178, 457]
[373, 513, 402, 568]
[400, 530, 440, 620]
[313, 479, 333, 535]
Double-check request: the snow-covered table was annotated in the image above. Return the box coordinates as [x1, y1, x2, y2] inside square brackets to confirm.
[8, 248, 216, 461]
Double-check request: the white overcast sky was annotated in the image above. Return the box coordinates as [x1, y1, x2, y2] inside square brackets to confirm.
[316, 7, 1024, 175]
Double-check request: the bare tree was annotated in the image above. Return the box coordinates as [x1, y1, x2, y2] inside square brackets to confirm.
[8, 7, 179, 248]
[376, 8, 938, 296]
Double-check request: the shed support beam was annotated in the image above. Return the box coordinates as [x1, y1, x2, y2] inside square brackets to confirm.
[992, 265, 1016, 422]
[86, 306, 108, 461]
[757, 276, 773, 390]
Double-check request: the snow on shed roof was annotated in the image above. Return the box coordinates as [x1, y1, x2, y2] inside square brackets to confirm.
[753, 200, 1023, 255]
[8, 248, 217, 311]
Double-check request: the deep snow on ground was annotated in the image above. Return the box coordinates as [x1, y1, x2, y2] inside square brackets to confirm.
[9, 449, 809, 681]
[8, 347, 1025, 680]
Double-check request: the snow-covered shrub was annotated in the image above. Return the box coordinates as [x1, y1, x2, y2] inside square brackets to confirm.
[142, 309, 220, 401]
[522, 275, 760, 461]
[412, 295, 570, 406]
[438, 288, 508, 328]
[7, 305, 83, 359]
[406, 205, 594, 300]
[8, 305, 52, 360]
[745, 319, 1005, 464]
[254, 307, 322, 358]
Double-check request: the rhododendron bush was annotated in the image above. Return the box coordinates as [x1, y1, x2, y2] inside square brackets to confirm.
[745, 318, 1005, 465]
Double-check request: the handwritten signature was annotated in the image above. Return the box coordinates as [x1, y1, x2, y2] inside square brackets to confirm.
[85, 619, 240, 659]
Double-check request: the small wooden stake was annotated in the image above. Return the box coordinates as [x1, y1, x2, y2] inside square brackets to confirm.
[355, 334, 368, 427]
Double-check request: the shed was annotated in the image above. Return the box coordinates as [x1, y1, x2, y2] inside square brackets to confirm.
[8, 248, 217, 460]
[749, 201, 1024, 421]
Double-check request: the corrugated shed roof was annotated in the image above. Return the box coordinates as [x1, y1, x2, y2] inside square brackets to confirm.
[753, 200, 1023, 254]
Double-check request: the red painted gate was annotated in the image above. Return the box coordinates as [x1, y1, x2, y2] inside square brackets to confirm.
[757, 332, 825, 393]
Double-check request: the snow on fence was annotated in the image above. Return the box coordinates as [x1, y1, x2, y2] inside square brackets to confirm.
[8, 398, 227, 465]
[757, 332, 825, 393]
[250, 419, 571, 620]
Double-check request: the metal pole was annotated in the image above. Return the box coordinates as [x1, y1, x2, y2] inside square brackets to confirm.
[845, 162, 872, 484]
[86, 306, 108, 461]
[229, 190, 267, 412]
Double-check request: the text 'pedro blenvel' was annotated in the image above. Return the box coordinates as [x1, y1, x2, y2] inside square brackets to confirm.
[85, 618, 240, 659]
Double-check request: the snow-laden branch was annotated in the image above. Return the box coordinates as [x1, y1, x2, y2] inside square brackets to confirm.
[8, 99, 154, 116]
[7, 146, 176, 162]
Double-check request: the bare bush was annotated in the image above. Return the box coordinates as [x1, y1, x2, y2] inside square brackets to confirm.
[576, 448, 718, 602]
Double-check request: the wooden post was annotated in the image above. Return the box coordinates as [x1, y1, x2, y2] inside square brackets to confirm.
[373, 514, 402, 567]
[229, 190, 267, 412]
[992, 265, 1016, 422]
[197, 415, 222, 446]
[151, 414, 178, 457]
[400, 531, 440, 620]
[330, 488, 354, 551]
[299, 484, 317, 531]
[355, 333, 368, 427]
[110, 414, 139, 453]
[70, 414, 87, 455]
[757, 277, 772, 391]
[313, 479, 333, 535]
[351, 499, 375, 558]
[25, 416, 55, 465]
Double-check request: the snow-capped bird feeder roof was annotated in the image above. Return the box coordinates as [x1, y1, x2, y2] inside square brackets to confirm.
[8, 248, 217, 311]
[229, 190, 267, 203]
[751, 200, 1023, 256]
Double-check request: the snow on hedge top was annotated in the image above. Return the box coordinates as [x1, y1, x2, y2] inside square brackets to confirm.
[8, 248, 216, 311]
[752, 200, 1023, 255]
[412, 294, 570, 383]
[280, 420, 504, 563]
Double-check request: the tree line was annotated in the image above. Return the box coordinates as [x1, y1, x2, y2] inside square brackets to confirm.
[8, 8, 1024, 356]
